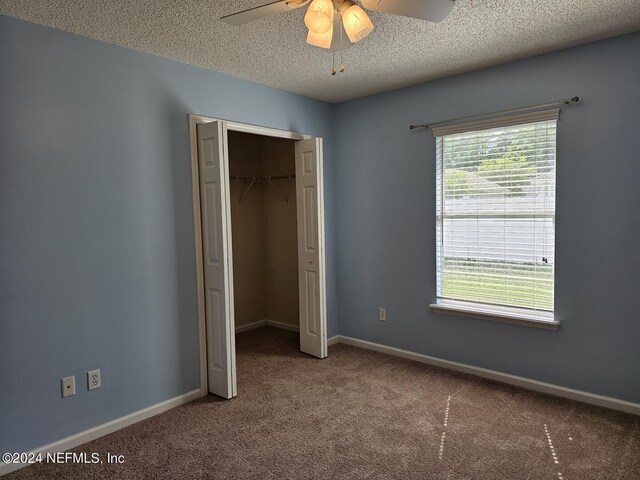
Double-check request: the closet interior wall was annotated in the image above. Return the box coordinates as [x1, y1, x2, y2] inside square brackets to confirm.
[227, 131, 299, 331]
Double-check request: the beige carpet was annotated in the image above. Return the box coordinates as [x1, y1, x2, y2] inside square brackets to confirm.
[7, 326, 640, 479]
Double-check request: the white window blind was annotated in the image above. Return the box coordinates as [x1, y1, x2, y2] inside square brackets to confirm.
[435, 110, 558, 321]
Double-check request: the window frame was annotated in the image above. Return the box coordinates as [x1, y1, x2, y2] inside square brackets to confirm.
[429, 111, 560, 330]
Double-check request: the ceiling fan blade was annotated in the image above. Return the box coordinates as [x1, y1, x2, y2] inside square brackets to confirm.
[221, 0, 310, 26]
[361, 0, 455, 23]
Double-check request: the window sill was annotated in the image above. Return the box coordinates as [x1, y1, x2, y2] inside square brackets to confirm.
[428, 303, 560, 330]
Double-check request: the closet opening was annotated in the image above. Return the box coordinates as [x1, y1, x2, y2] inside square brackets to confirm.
[190, 115, 328, 399]
[228, 131, 301, 366]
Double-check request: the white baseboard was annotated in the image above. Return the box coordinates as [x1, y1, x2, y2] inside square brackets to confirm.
[327, 335, 340, 346]
[235, 319, 299, 334]
[333, 335, 640, 416]
[235, 320, 268, 333]
[266, 319, 299, 332]
[0, 389, 202, 477]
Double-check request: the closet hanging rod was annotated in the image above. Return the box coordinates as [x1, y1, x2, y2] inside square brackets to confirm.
[265, 174, 296, 181]
[230, 174, 296, 181]
[234, 174, 295, 203]
[409, 97, 580, 130]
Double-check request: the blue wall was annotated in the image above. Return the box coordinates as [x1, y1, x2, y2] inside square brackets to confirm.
[0, 15, 336, 453]
[333, 33, 640, 403]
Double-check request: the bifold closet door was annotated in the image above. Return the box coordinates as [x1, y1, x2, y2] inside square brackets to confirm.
[295, 138, 328, 359]
[197, 121, 237, 399]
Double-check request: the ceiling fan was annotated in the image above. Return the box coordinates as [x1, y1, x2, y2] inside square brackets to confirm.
[221, 0, 455, 74]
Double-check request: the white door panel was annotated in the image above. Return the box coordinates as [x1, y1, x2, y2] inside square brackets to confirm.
[197, 121, 237, 399]
[295, 138, 327, 358]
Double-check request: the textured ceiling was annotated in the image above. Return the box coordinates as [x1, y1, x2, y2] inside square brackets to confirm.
[1, 0, 639, 103]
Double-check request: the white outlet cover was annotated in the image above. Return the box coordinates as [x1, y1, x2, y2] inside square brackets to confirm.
[87, 369, 101, 390]
[379, 308, 387, 321]
[61, 376, 76, 398]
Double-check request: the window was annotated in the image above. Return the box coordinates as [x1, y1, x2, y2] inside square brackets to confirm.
[432, 110, 558, 326]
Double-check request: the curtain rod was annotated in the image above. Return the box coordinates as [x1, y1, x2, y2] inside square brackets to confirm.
[409, 97, 580, 131]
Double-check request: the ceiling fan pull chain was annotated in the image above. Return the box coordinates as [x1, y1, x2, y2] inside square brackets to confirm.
[339, 16, 345, 73]
[331, 31, 337, 75]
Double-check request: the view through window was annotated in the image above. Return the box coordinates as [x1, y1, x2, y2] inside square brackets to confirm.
[435, 114, 557, 320]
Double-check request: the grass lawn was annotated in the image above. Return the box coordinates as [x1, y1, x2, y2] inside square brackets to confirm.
[441, 259, 553, 311]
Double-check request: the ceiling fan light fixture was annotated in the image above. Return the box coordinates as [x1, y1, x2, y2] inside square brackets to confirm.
[340, 1, 374, 43]
[307, 24, 334, 49]
[304, 0, 335, 34]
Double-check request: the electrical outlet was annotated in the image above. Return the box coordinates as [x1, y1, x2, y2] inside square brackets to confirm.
[379, 307, 387, 321]
[87, 369, 101, 391]
[61, 376, 75, 398]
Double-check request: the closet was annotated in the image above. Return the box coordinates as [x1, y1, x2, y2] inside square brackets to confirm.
[227, 131, 300, 337]
[194, 117, 327, 398]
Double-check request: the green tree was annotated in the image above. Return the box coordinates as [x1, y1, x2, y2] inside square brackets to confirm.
[477, 156, 536, 195]
[445, 169, 471, 197]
